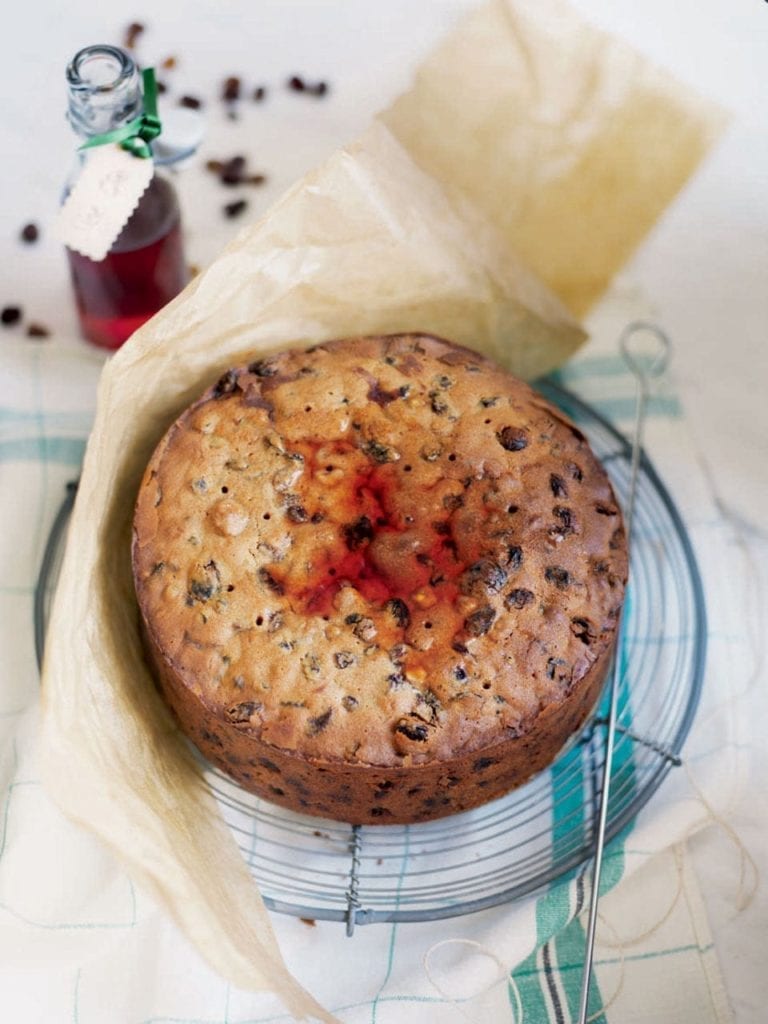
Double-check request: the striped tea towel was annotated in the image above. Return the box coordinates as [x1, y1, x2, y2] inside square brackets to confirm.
[0, 283, 745, 1023]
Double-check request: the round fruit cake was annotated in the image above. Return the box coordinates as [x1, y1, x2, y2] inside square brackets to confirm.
[132, 333, 627, 824]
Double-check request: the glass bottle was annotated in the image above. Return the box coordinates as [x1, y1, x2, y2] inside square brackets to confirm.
[65, 45, 188, 351]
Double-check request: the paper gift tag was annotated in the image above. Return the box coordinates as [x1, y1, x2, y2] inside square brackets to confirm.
[55, 144, 154, 261]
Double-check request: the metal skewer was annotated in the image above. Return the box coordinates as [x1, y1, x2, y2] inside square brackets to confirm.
[577, 322, 671, 1024]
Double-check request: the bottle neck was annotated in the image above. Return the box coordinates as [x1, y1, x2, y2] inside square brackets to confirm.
[66, 45, 142, 140]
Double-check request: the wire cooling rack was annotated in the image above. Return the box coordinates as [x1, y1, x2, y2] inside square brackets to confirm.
[36, 378, 706, 933]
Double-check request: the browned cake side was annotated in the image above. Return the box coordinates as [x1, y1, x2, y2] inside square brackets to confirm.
[132, 334, 628, 824]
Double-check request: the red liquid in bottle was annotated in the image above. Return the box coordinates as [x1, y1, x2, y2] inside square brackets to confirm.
[67, 175, 188, 350]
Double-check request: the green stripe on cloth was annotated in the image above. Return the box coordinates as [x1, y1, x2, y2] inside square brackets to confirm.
[510, 754, 605, 1022]
[0, 436, 86, 465]
[588, 395, 682, 422]
[545, 361, 683, 421]
[509, 588, 638, 1021]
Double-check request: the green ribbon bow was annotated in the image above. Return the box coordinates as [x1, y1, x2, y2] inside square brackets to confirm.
[79, 67, 161, 159]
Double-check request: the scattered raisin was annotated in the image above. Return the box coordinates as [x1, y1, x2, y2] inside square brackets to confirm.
[385, 598, 410, 627]
[419, 689, 442, 719]
[226, 701, 261, 724]
[334, 651, 355, 669]
[343, 515, 374, 549]
[442, 493, 464, 511]
[247, 357, 277, 377]
[571, 617, 596, 644]
[307, 708, 333, 735]
[253, 85, 267, 102]
[546, 657, 569, 681]
[550, 474, 568, 498]
[1, 306, 21, 326]
[429, 391, 448, 415]
[160, 55, 177, 70]
[188, 580, 211, 602]
[545, 566, 571, 589]
[286, 503, 309, 524]
[395, 719, 429, 742]
[367, 379, 405, 406]
[213, 368, 238, 396]
[497, 426, 529, 451]
[224, 199, 248, 219]
[505, 588, 534, 610]
[550, 506, 574, 537]
[351, 617, 376, 642]
[268, 611, 284, 632]
[123, 22, 144, 49]
[20, 223, 38, 243]
[473, 757, 495, 771]
[362, 439, 396, 463]
[389, 643, 408, 663]
[342, 695, 358, 711]
[460, 559, 507, 595]
[222, 76, 241, 101]
[463, 606, 495, 637]
[258, 568, 284, 594]
[26, 323, 50, 339]
[507, 546, 523, 570]
[187, 560, 221, 604]
[179, 95, 203, 110]
[222, 155, 247, 185]
[287, 75, 328, 96]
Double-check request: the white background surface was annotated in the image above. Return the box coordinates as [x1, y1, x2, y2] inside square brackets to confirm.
[2, 1, 766, 1020]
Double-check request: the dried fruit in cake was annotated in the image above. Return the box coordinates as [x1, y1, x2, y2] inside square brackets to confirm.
[132, 334, 627, 824]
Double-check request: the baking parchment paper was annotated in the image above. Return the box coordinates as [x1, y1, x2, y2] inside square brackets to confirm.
[40, 2, 724, 1017]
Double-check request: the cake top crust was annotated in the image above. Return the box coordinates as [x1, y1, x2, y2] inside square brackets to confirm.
[133, 334, 627, 768]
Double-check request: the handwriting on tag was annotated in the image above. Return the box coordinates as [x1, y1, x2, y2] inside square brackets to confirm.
[55, 144, 154, 261]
